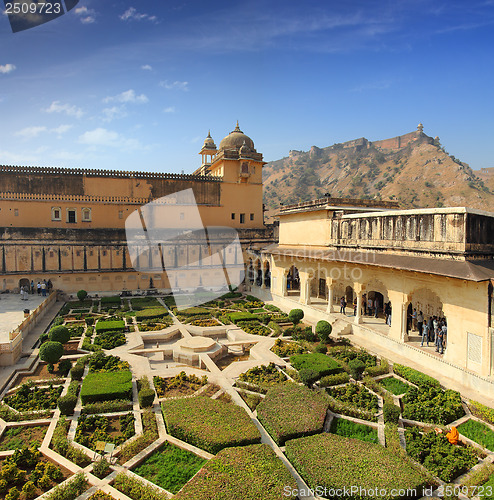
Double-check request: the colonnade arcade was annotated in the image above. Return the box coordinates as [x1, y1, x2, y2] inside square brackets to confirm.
[255, 256, 450, 346]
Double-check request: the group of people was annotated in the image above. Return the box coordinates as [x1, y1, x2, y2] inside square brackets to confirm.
[20, 279, 53, 300]
[338, 294, 392, 326]
[410, 308, 447, 354]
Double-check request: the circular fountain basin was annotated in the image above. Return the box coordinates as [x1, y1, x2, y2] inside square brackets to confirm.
[177, 336, 217, 352]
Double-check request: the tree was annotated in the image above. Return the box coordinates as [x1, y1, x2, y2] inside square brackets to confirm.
[77, 290, 87, 302]
[39, 341, 63, 365]
[288, 309, 304, 325]
[315, 320, 332, 343]
[49, 326, 70, 344]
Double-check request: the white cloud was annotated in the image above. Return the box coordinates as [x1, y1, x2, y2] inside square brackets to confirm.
[102, 106, 127, 122]
[78, 128, 142, 150]
[103, 89, 148, 104]
[74, 6, 96, 24]
[15, 124, 73, 140]
[0, 64, 16, 74]
[141, 64, 153, 71]
[44, 101, 84, 119]
[15, 126, 47, 139]
[52, 124, 73, 135]
[163, 106, 176, 113]
[159, 80, 189, 91]
[119, 7, 157, 22]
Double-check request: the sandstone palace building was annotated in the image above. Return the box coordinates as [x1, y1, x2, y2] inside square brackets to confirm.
[1, 123, 494, 398]
[0, 123, 273, 293]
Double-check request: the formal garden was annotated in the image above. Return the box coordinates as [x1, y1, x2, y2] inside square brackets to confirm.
[0, 291, 492, 499]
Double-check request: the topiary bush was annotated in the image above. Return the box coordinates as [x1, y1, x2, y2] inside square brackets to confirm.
[58, 394, 77, 416]
[39, 341, 64, 365]
[383, 403, 401, 424]
[288, 309, 304, 325]
[348, 358, 366, 380]
[49, 326, 70, 344]
[77, 290, 88, 302]
[299, 368, 319, 387]
[316, 320, 332, 343]
[58, 359, 72, 377]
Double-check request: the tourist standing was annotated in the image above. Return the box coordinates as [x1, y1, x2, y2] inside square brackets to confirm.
[421, 320, 430, 346]
[417, 311, 424, 336]
[374, 297, 379, 318]
[37, 282, 41, 295]
[30, 280, 34, 294]
[353, 297, 357, 316]
[41, 281, 47, 297]
[436, 327, 444, 354]
[340, 296, 346, 314]
[367, 297, 373, 316]
[412, 308, 417, 330]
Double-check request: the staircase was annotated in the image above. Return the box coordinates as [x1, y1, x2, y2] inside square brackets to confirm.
[332, 319, 352, 336]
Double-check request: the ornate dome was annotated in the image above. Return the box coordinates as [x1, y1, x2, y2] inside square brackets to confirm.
[219, 121, 255, 151]
[202, 130, 216, 150]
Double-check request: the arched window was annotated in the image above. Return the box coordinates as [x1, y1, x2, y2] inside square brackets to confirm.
[82, 208, 92, 222]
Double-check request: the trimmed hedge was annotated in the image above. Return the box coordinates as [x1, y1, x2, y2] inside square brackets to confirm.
[134, 307, 169, 320]
[101, 296, 121, 304]
[228, 312, 258, 324]
[393, 364, 441, 388]
[95, 320, 125, 334]
[173, 444, 297, 500]
[162, 396, 261, 454]
[285, 433, 430, 499]
[319, 372, 350, 387]
[58, 394, 77, 416]
[257, 383, 329, 445]
[290, 353, 343, 381]
[80, 370, 132, 404]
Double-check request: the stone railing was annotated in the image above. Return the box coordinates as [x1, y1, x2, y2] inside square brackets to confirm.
[7, 291, 57, 342]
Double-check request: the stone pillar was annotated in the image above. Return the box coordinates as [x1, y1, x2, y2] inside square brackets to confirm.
[388, 290, 406, 341]
[299, 271, 310, 305]
[326, 278, 334, 313]
[281, 269, 288, 297]
[354, 282, 365, 324]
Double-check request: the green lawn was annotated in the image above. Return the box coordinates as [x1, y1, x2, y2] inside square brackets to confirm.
[133, 442, 206, 494]
[458, 419, 494, 451]
[379, 376, 411, 395]
[329, 417, 379, 444]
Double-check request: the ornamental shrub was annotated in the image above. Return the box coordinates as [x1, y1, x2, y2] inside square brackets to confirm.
[92, 458, 110, 479]
[319, 372, 350, 387]
[58, 394, 77, 416]
[383, 403, 401, 424]
[138, 377, 155, 408]
[5, 487, 20, 500]
[288, 309, 304, 325]
[39, 333, 49, 345]
[316, 320, 332, 343]
[348, 358, 366, 380]
[39, 341, 64, 365]
[314, 344, 327, 354]
[58, 359, 72, 377]
[299, 368, 319, 387]
[85, 317, 94, 326]
[70, 364, 84, 381]
[49, 326, 70, 344]
[21, 482, 36, 500]
[77, 290, 88, 302]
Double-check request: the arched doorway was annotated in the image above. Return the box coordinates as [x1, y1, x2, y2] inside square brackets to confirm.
[287, 265, 300, 291]
[345, 286, 354, 308]
[263, 261, 270, 288]
[247, 259, 254, 284]
[255, 260, 262, 286]
[367, 291, 384, 317]
[19, 278, 30, 291]
[406, 287, 446, 344]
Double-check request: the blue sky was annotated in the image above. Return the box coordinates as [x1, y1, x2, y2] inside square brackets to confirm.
[0, 0, 493, 173]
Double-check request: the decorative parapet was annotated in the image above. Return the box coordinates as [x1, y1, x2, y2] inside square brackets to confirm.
[279, 196, 400, 214]
[0, 164, 222, 182]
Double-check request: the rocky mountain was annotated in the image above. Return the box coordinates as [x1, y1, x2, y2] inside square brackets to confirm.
[262, 126, 494, 211]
